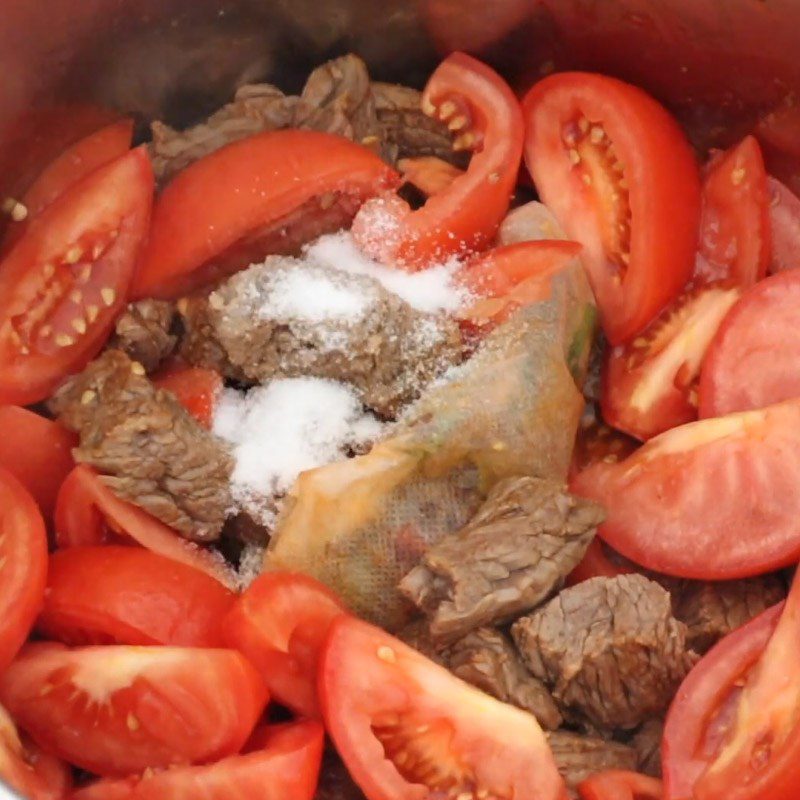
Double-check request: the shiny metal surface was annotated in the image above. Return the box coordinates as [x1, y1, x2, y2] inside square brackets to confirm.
[0, 0, 798, 796]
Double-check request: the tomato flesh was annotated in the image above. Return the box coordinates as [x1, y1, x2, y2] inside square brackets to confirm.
[152, 363, 222, 429]
[133, 129, 397, 299]
[54, 465, 235, 588]
[397, 156, 464, 197]
[767, 176, 800, 273]
[571, 399, 800, 578]
[0, 468, 48, 673]
[0, 642, 267, 777]
[319, 615, 566, 800]
[223, 571, 346, 719]
[0, 405, 76, 519]
[38, 545, 235, 646]
[602, 286, 740, 440]
[578, 770, 663, 800]
[0, 147, 154, 405]
[694, 137, 770, 287]
[71, 720, 324, 800]
[523, 72, 701, 345]
[566, 539, 634, 587]
[699, 270, 800, 417]
[353, 52, 524, 269]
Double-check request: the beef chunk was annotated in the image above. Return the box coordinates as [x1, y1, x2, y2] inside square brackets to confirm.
[547, 731, 637, 797]
[178, 257, 462, 417]
[109, 300, 177, 373]
[399, 477, 603, 643]
[447, 627, 562, 729]
[631, 719, 664, 778]
[673, 576, 786, 654]
[50, 350, 233, 542]
[315, 749, 366, 800]
[512, 575, 697, 730]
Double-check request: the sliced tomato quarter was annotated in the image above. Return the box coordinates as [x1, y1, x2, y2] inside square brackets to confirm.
[571, 399, 800, 579]
[319, 615, 566, 800]
[38, 545, 235, 646]
[223, 571, 346, 719]
[0, 642, 268, 777]
[71, 720, 324, 800]
[578, 770, 663, 800]
[602, 286, 741, 440]
[699, 270, 800, 417]
[0, 469, 48, 673]
[54, 465, 236, 588]
[132, 129, 398, 299]
[0, 146, 154, 405]
[523, 72, 701, 345]
[0, 405, 76, 519]
[353, 52, 524, 269]
[152, 363, 223, 429]
[694, 137, 770, 287]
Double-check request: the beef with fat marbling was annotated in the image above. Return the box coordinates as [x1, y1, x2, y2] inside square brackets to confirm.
[109, 299, 178, 373]
[399, 477, 603, 643]
[512, 574, 697, 730]
[50, 350, 233, 542]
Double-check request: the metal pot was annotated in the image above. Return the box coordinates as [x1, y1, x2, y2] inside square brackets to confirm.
[1, 0, 798, 796]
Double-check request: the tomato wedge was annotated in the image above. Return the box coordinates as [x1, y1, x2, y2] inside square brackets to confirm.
[572, 399, 800, 578]
[223, 571, 346, 719]
[578, 771, 663, 800]
[0, 642, 267, 777]
[132, 130, 397, 299]
[662, 604, 783, 800]
[38, 546, 235, 646]
[767, 176, 800, 273]
[71, 720, 324, 800]
[0, 469, 48, 674]
[319, 615, 566, 800]
[457, 240, 583, 328]
[0, 147, 154, 405]
[523, 72, 701, 345]
[54, 465, 235, 588]
[152, 364, 222, 429]
[4, 120, 134, 249]
[694, 137, 770, 287]
[602, 286, 741, 440]
[352, 52, 524, 269]
[0, 405, 76, 518]
[0, 702, 72, 800]
[699, 270, 800, 417]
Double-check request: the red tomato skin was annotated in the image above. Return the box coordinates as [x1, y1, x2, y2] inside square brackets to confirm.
[571, 399, 800, 579]
[353, 53, 524, 269]
[523, 72, 701, 345]
[662, 604, 783, 800]
[0, 642, 268, 777]
[0, 405, 76, 519]
[578, 770, 663, 800]
[0, 468, 48, 673]
[3, 119, 134, 250]
[699, 270, 800, 417]
[37, 546, 235, 647]
[767, 176, 800, 273]
[70, 720, 324, 800]
[54, 465, 236, 588]
[132, 129, 398, 299]
[152, 364, 222, 429]
[223, 571, 346, 719]
[694, 136, 770, 287]
[0, 147, 154, 405]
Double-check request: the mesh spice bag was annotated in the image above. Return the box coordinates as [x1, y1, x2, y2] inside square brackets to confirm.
[265, 253, 595, 628]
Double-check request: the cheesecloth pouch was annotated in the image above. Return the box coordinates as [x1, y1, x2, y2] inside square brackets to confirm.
[265, 253, 595, 628]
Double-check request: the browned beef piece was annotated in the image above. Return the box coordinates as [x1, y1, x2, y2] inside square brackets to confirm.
[397, 619, 448, 665]
[178, 257, 462, 418]
[547, 731, 637, 798]
[672, 576, 785, 654]
[109, 300, 178, 373]
[50, 350, 233, 542]
[447, 627, 562, 729]
[631, 719, 664, 778]
[399, 477, 603, 643]
[315, 749, 366, 800]
[512, 575, 697, 730]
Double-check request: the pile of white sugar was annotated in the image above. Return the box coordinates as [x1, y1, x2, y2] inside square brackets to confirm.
[213, 377, 384, 529]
